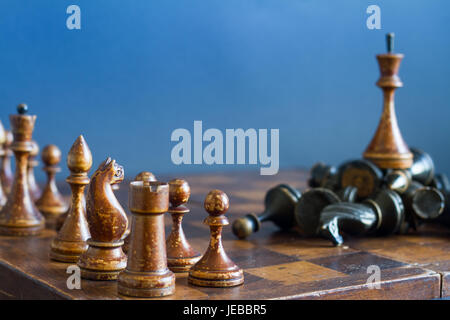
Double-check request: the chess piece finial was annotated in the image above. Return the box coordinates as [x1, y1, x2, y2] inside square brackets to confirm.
[166, 179, 201, 272]
[232, 184, 301, 239]
[386, 33, 394, 53]
[189, 190, 244, 287]
[0, 130, 14, 194]
[338, 159, 383, 199]
[27, 140, 41, 201]
[0, 105, 45, 235]
[118, 180, 175, 297]
[134, 171, 156, 182]
[0, 121, 7, 209]
[77, 157, 128, 280]
[50, 135, 92, 262]
[35, 144, 68, 228]
[363, 34, 413, 169]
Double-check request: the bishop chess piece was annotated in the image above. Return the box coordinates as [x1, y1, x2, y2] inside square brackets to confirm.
[77, 158, 128, 280]
[35, 144, 68, 228]
[0, 129, 13, 194]
[27, 140, 41, 202]
[189, 190, 244, 287]
[0, 104, 45, 236]
[363, 33, 413, 169]
[118, 180, 175, 297]
[232, 184, 301, 239]
[166, 179, 201, 272]
[0, 121, 7, 209]
[50, 136, 92, 262]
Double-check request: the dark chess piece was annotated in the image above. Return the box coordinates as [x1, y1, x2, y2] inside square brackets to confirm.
[0, 129, 14, 194]
[338, 159, 383, 199]
[385, 170, 412, 193]
[27, 140, 42, 202]
[431, 174, 450, 228]
[50, 136, 92, 262]
[189, 190, 244, 287]
[232, 184, 301, 239]
[308, 162, 338, 189]
[35, 144, 68, 229]
[166, 179, 201, 272]
[336, 186, 358, 203]
[319, 189, 405, 246]
[0, 104, 45, 236]
[118, 180, 175, 297]
[363, 33, 413, 169]
[77, 158, 128, 280]
[408, 147, 435, 185]
[0, 121, 7, 209]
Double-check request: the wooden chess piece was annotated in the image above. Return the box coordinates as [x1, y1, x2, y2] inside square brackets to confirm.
[385, 170, 412, 193]
[363, 33, 413, 169]
[77, 157, 128, 280]
[0, 104, 45, 236]
[408, 147, 435, 185]
[27, 140, 41, 202]
[0, 121, 7, 209]
[336, 186, 358, 203]
[0, 129, 14, 194]
[50, 136, 92, 262]
[35, 144, 68, 229]
[189, 190, 244, 287]
[166, 179, 201, 272]
[431, 173, 450, 228]
[338, 159, 383, 199]
[118, 180, 175, 297]
[232, 184, 301, 239]
[308, 162, 338, 189]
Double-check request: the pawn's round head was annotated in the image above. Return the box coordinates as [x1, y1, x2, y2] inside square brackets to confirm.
[204, 189, 229, 216]
[169, 179, 190, 207]
[42, 144, 61, 166]
[30, 140, 39, 157]
[232, 217, 254, 239]
[17, 103, 28, 115]
[134, 171, 157, 183]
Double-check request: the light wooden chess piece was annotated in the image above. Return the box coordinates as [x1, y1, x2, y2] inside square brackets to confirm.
[27, 140, 41, 202]
[0, 104, 45, 236]
[189, 190, 244, 287]
[77, 157, 128, 280]
[0, 130, 14, 195]
[50, 135, 92, 262]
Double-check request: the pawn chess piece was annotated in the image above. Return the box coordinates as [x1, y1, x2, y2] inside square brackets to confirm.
[35, 144, 68, 229]
[408, 147, 435, 185]
[385, 170, 412, 193]
[0, 121, 7, 209]
[166, 179, 201, 272]
[189, 190, 244, 287]
[27, 140, 42, 202]
[50, 136, 92, 262]
[363, 33, 413, 169]
[308, 162, 338, 189]
[338, 159, 383, 199]
[118, 180, 175, 297]
[77, 158, 128, 280]
[232, 184, 301, 239]
[0, 130, 14, 194]
[0, 104, 45, 236]
[336, 186, 358, 203]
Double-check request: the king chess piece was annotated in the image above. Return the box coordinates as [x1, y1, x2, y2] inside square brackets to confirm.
[189, 190, 244, 287]
[27, 140, 41, 202]
[363, 33, 413, 169]
[50, 136, 92, 262]
[35, 144, 68, 229]
[77, 158, 128, 280]
[0, 104, 45, 236]
[0, 129, 14, 195]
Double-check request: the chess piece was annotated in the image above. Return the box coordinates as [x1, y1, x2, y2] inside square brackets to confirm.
[50, 136, 92, 262]
[232, 184, 301, 239]
[408, 147, 435, 185]
[338, 159, 383, 199]
[308, 162, 338, 189]
[77, 158, 128, 280]
[336, 186, 358, 203]
[431, 174, 450, 228]
[166, 179, 201, 272]
[0, 130, 13, 194]
[118, 180, 175, 297]
[27, 140, 41, 202]
[363, 33, 413, 169]
[35, 144, 68, 229]
[319, 189, 404, 246]
[385, 170, 412, 193]
[0, 104, 45, 236]
[189, 190, 244, 287]
[0, 121, 7, 209]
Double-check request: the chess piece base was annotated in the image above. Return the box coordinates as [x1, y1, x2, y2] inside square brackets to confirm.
[0, 222, 44, 236]
[118, 269, 175, 298]
[50, 238, 88, 263]
[363, 151, 413, 170]
[168, 254, 202, 273]
[188, 268, 244, 287]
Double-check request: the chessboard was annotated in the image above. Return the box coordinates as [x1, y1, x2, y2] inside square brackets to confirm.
[0, 169, 449, 300]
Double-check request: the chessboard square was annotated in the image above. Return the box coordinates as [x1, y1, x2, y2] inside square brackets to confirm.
[230, 247, 300, 269]
[245, 261, 347, 285]
[371, 243, 450, 264]
[308, 252, 406, 275]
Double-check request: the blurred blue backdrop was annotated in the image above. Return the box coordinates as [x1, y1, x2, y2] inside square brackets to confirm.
[0, 0, 449, 182]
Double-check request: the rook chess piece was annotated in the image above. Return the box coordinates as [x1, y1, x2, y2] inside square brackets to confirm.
[118, 180, 175, 297]
[0, 129, 14, 194]
[166, 179, 201, 272]
[27, 140, 41, 202]
[50, 136, 92, 262]
[189, 190, 244, 287]
[77, 158, 128, 280]
[0, 104, 45, 236]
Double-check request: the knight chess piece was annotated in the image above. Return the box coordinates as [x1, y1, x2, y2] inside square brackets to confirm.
[338, 159, 383, 199]
[35, 144, 68, 229]
[27, 140, 41, 202]
[166, 179, 201, 272]
[50, 136, 92, 262]
[189, 190, 244, 287]
[232, 184, 301, 239]
[0, 121, 7, 209]
[118, 180, 175, 297]
[77, 158, 128, 280]
[0, 129, 14, 194]
[0, 104, 45, 236]
[363, 33, 413, 169]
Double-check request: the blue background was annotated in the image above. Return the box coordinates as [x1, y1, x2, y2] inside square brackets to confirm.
[0, 0, 449, 182]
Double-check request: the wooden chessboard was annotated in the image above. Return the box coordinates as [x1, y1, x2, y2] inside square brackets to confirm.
[0, 169, 449, 300]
